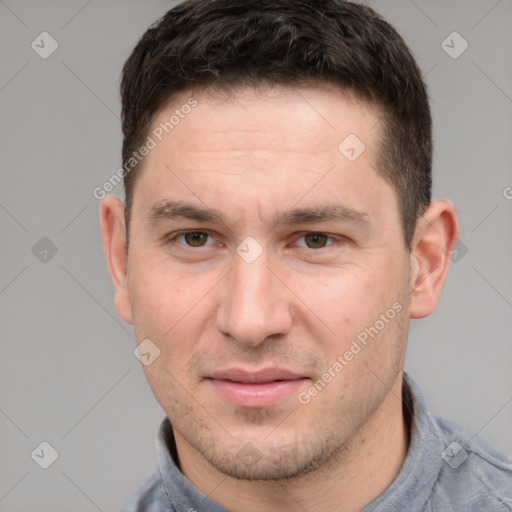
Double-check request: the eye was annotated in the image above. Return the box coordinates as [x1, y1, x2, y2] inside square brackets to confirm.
[295, 233, 337, 249]
[171, 231, 215, 248]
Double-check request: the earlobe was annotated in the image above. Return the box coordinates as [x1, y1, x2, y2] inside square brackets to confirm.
[409, 200, 459, 319]
[99, 195, 134, 325]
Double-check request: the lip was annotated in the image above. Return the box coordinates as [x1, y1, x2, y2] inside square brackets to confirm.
[206, 368, 309, 408]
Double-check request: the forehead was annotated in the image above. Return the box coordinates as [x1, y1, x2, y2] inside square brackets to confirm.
[157, 84, 380, 156]
[131, 84, 397, 231]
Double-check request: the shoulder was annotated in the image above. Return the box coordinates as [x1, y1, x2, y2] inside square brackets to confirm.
[428, 415, 512, 511]
[120, 473, 172, 512]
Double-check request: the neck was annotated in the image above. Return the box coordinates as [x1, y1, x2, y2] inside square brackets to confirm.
[175, 374, 410, 512]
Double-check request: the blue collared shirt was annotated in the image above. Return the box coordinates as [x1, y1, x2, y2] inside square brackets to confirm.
[121, 374, 512, 511]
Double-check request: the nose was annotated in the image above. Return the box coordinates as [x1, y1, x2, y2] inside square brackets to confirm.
[215, 249, 293, 347]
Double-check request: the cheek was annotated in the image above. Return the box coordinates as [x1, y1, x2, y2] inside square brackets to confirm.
[130, 262, 212, 403]
[296, 258, 407, 376]
[129, 258, 187, 335]
[298, 265, 392, 332]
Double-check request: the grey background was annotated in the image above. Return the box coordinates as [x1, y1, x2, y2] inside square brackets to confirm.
[1, 0, 511, 510]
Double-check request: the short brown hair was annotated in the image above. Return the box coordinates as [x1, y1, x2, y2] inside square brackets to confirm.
[120, 0, 432, 249]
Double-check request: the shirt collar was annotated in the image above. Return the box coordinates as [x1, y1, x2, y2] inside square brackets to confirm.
[363, 373, 445, 511]
[155, 416, 229, 511]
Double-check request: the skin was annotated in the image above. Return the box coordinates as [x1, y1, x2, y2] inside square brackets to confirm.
[101, 85, 459, 512]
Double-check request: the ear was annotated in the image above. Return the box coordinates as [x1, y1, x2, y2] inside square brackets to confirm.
[409, 200, 459, 319]
[100, 195, 133, 324]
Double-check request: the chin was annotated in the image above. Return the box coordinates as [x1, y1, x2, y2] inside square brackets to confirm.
[199, 436, 341, 482]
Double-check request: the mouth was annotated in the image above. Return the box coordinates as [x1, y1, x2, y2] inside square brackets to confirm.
[205, 368, 309, 408]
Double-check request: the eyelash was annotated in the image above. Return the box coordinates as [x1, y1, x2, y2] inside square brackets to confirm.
[166, 230, 343, 250]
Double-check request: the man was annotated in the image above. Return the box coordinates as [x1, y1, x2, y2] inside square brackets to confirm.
[100, 0, 512, 510]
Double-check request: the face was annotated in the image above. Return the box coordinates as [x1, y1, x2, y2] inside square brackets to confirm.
[122, 85, 413, 480]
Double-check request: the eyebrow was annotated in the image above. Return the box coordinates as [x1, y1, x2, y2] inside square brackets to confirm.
[147, 200, 369, 228]
[275, 205, 368, 226]
[148, 201, 223, 224]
